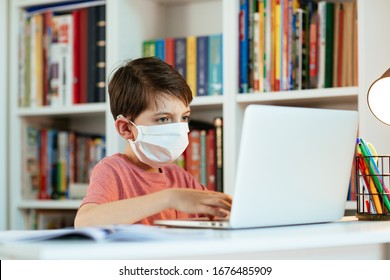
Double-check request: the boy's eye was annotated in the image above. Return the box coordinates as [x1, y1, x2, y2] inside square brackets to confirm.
[181, 116, 190, 122]
[157, 117, 170, 123]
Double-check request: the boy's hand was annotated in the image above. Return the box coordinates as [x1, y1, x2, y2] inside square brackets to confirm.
[166, 189, 232, 218]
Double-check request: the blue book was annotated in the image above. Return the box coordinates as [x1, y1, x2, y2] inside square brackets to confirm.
[174, 38, 187, 78]
[196, 36, 208, 96]
[239, 0, 249, 93]
[208, 34, 223, 96]
[155, 38, 165, 61]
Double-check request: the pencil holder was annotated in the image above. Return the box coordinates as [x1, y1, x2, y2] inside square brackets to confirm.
[355, 155, 390, 220]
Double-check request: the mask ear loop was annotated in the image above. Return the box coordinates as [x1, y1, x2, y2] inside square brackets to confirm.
[117, 115, 138, 141]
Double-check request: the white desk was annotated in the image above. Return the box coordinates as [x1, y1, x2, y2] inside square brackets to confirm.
[1, 218, 390, 260]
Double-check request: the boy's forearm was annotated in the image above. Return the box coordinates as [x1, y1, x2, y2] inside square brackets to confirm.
[74, 189, 172, 228]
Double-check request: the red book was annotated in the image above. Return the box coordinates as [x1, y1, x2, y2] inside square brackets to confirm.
[165, 37, 175, 67]
[42, 12, 52, 106]
[206, 129, 216, 191]
[39, 129, 49, 199]
[79, 8, 88, 103]
[72, 10, 81, 104]
[186, 130, 201, 183]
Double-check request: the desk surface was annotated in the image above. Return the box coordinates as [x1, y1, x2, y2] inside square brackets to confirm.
[1, 217, 390, 260]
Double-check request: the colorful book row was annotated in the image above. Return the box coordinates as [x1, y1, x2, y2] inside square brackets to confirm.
[175, 118, 223, 192]
[19, 2, 106, 108]
[239, 0, 358, 93]
[23, 126, 106, 200]
[143, 34, 223, 97]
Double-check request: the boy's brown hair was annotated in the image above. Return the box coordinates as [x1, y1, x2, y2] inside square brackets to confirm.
[108, 57, 193, 121]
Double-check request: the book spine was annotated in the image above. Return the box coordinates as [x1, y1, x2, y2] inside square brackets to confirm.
[239, 0, 249, 93]
[79, 8, 88, 103]
[196, 36, 208, 96]
[23, 126, 40, 199]
[208, 34, 223, 96]
[155, 38, 165, 61]
[253, 11, 260, 92]
[188, 130, 201, 183]
[317, 1, 326, 89]
[96, 5, 106, 103]
[200, 130, 207, 186]
[174, 38, 187, 79]
[324, 2, 334, 88]
[309, 11, 318, 89]
[143, 40, 156, 57]
[214, 117, 223, 192]
[186, 36, 197, 96]
[87, 6, 97, 103]
[206, 129, 216, 191]
[72, 10, 81, 104]
[165, 37, 175, 67]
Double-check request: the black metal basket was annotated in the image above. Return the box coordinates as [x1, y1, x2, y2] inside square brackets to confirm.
[355, 155, 390, 220]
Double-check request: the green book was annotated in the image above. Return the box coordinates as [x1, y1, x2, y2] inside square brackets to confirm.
[324, 2, 335, 88]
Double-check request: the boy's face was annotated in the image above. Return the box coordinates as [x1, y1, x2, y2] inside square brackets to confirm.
[133, 92, 191, 127]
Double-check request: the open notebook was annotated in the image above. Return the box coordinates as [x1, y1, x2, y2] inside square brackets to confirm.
[154, 105, 358, 229]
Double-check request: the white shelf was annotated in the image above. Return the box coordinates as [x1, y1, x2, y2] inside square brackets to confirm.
[17, 103, 107, 117]
[236, 87, 358, 106]
[191, 95, 223, 108]
[18, 200, 82, 210]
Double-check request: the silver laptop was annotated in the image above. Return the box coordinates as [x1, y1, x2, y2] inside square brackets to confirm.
[154, 105, 359, 229]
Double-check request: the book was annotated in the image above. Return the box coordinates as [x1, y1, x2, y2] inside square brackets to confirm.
[143, 40, 156, 57]
[0, 224, 212, 243]
[239, 0, 249, 93]
[79, 7, 88, 103]
[165, 37, 175, 66]
[95, 5, 106, 102]
[206, 129, 216, 191]
[186, 130, 201, 183]
[174, 37, 186, 78]
[214, 117, 223, 192]
[87, 6, 97, 103]
[208, 34, 223, 96]
[72, 9, 81, 104]
[155, 38, 165, 61]
[196, 36, 208, 96]
[324, 2, 334, 88]
[186, 36, 197, 96]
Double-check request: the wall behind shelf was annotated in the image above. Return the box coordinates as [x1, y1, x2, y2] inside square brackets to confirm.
[0, 0, 9, 230]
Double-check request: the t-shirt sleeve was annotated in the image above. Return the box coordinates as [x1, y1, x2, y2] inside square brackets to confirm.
[80, 161, 122, 206]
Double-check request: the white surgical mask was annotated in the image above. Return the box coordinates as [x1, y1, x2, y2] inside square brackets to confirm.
[125, 118, 189, 168]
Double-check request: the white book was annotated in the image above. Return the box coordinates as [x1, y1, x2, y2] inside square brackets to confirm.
[317, 1, 326, 89]
[49, 14, 74, 106]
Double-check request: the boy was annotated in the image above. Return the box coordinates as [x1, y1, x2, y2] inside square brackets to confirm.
[74, 57, 232, 227]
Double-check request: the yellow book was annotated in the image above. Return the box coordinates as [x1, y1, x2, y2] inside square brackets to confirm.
[186, 36, 197, 96]
[32, 14, 44, 107]
[259, 0, 264, 93]
[274, 0, 281, 91]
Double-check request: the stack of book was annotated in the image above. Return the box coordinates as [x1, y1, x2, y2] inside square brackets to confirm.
[239, 0, 358, 93]
[23, 126, 106, 200]
[19, 1, 106, 107]
[173, 118, 223, 192]
[143, 34, 223, 97]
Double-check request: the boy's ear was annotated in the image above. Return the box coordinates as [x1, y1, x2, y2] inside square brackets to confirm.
[115, 118, 135, 140]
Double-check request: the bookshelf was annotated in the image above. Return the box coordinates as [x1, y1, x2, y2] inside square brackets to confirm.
[0, 0, 9, 231]
[8, 0, 390, 229]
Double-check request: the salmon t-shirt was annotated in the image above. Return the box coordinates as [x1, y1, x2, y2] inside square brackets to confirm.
[81, 153, 206, 225]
